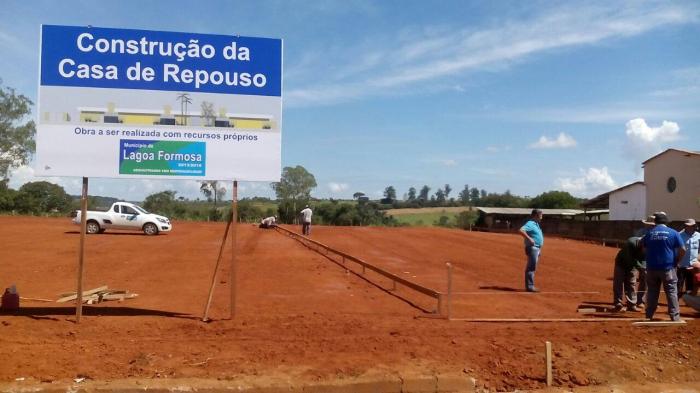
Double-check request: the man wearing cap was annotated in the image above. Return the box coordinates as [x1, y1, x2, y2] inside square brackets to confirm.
[678, 218, 700, 296]
[519, 209, 544, 292]
[641, 212, 686, 321]
[634, 215, 656, 308]
[300, 205, 313, 236]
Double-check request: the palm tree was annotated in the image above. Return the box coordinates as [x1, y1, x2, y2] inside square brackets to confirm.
[200, 181, 227, 206]
[176, 93, 192, 125]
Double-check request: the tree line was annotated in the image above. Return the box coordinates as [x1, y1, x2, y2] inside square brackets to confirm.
[373, 184, 582, 210]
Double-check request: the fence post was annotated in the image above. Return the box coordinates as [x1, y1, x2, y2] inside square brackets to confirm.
[446, 262, 453, 320]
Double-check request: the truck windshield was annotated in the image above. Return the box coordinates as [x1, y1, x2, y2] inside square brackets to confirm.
[133, 205, 150, 214]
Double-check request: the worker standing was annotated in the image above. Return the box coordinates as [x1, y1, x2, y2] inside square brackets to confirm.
[519, 209, 544, 293]
[300, 205, 313, 236]
[678, 218, 700, 296]
[641, 212, 686, 321]
[634, 215, 656, 309]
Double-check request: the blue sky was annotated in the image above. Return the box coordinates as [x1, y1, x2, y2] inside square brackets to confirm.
[1, 0, 699, 200]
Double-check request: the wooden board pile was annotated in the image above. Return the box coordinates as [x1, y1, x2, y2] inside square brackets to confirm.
[56, 286, 138, 304]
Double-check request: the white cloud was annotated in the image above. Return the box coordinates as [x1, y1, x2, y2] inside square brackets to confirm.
[421, 157, 460, 167]
[529, 133, 577, 149]
[625, 118, 680, 143]
[650, 66, 700, 97]
[328, 182, 349, 193]
[286, 3, 699, 106]
[557, 167, 617, 197]
[624, 118, 681, 173]
[486, 145, 512, 153]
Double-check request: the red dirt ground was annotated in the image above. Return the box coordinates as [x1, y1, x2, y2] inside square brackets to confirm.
[1, 217, 699, 391]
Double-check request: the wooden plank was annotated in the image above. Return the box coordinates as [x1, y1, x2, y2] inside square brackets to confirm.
[545, 341, 552, 387]
[577, 308, 597, 313]
[449, 318, 647, 322]
[101, 293, 138, 301]
[632, 320, 687, 326]
[57, 285, 108, 303]
[19, 297, 54, 302]
[452, 291, 600, 295]
[275, 225, 441, 298]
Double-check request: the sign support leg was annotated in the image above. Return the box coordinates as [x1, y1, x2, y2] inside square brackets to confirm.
[76, 177, 88, 323]
[202, 213, 233, 321]
[229, 180, 238, 319]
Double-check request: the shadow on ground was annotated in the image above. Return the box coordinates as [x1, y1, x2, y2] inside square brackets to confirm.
[478, 285, 521, 292]
[0, 306, 196, 321]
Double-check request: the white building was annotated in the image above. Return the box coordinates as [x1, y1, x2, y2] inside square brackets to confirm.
[608, 182, 646, 221]
[643, 148, 700, 220]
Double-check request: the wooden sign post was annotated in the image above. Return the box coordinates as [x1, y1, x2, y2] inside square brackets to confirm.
[76, 177, 88, 322]
[229, 180, 238, 319]
[202, 214, 233, 321]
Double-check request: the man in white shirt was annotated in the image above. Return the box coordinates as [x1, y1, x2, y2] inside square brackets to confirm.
[259, 216, 276, 229]
[300, 205, 313, 235]
[679, 218, 700, 296]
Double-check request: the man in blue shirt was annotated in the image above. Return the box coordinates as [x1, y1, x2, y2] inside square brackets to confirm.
[519, 209, 544, 292]
[641, 212, 686, 321]
[679, 218, 700, 296]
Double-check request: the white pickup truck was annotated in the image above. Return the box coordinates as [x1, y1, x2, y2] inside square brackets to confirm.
[73, 202, 172, 235]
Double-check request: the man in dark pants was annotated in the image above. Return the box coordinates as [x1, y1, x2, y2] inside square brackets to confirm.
[612, 237, 644, 312]
[641, 212, 686, 321]
[519, 209, 544, 292]
[634, 215, 656, 309]
[678, 218, 699, 296]
[300, 205, 313, 236]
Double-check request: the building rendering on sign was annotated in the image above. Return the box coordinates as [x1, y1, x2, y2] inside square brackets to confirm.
[73, 104, 275, 129]
[643, 148, 700, 220]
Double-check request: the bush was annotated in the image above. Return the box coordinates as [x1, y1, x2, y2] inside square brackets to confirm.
[455, 211, 478, 230]
[14, 181, 72, 215]
[435, 215, 452, 227]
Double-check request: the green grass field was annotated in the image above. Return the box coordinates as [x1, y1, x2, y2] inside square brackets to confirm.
[387, 208, 466, 226]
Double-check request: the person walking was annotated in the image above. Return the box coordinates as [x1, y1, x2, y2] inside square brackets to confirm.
[300, 205, 313, 236]
[634, 215, 656, 309]
[519, 209, 544, 292]
[612, 237, 645, 312]
[679, 218, 700, 296]
[641, 212, 686, 321]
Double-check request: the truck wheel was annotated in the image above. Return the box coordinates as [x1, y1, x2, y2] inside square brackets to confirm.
[143, 222, 158, 236]
[86, 220, 101, 234]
